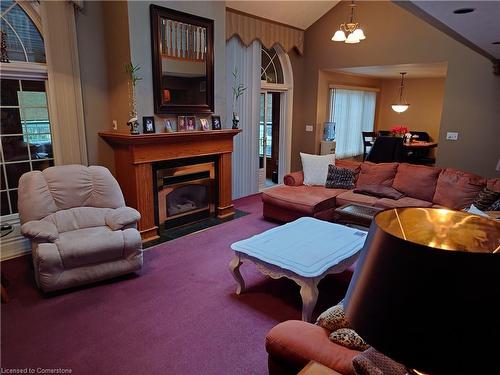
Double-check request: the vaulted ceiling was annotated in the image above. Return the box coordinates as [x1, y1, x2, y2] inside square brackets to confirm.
[225, 1, 340, 30]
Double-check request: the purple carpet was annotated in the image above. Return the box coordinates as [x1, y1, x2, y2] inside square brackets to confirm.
[1, 194, 352, 374]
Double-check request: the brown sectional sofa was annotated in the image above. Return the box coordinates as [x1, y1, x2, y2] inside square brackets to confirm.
[263, 160, 499, 223]
[264, 161, 499, 374]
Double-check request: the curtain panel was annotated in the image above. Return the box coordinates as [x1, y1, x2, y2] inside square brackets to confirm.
[329, 89, 376, 159]
[226, 37, 261, 199]
[226, 8, 304, 55]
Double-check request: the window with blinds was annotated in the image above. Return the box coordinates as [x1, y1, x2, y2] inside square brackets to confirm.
[329, 88, 377, 159]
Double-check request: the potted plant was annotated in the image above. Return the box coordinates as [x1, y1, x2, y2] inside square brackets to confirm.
[125, 62, 142, 135]
[231, 67, 246, 129]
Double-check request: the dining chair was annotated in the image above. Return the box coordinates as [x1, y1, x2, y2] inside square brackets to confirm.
[366, 136, 404, 163]
[361, 131, 378, 161]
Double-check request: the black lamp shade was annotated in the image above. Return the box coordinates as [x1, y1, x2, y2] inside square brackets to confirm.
[344, 208, 500, 374]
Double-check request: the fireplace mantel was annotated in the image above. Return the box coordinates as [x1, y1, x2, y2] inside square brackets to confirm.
[99, 129, 241, 241]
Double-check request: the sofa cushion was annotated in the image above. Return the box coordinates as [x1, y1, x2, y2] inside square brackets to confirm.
[354, 185, 405, 200]
[374, 197, 433, 209]
[335, 191, 379, 207]
[56, 226, 125, 269]
[44, 207, 110, 233]
[266, 320, 359, 375]
[325, 165, 357, 189]
[433, 168, 486, 210]
[356, 163, 399, 187]
[487, 178, 500, 192]
[300, 152, 336, 186]
[392, 163, 441, 202]
[336, 159, 362, 171]
[262, 185, 345, 215]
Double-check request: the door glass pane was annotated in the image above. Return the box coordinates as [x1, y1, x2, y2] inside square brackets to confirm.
[1, 192, 10, 216]
[266, 94, 273, 157]
[0, 79, 19, 106]
[1, 108, 22, 134]
[2, 136, 29, 161]
[259, 93, 265, 157]
[5, 162, 30, 189]
[0, 78, 53, 216]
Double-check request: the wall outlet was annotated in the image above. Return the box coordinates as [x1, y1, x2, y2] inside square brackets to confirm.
[112, 120, 118, 130]
[305, 125, 314, 132]
[446, 132, 459, 141]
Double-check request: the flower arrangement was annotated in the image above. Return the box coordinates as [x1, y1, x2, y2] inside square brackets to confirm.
[390, 125, 409, 137]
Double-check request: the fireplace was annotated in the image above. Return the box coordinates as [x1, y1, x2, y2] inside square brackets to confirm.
[155, 158, 216, 229]
[99, 129, 240, 241]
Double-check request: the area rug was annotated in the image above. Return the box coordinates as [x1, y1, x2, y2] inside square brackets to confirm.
[0, 194, 352, 375]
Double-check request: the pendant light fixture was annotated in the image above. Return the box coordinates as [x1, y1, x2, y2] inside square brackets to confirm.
[332, 1, 366, 44]
[391, 72, 410, 113]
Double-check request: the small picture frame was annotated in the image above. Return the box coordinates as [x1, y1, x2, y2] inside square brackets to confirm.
[177, 116, 186, 132]
[143, 116, 155, 133]
[211, 115, 221, 130]
[200, 118, 209, 131]
[186, 116, 196, 131]
[164, 119, 173, 133]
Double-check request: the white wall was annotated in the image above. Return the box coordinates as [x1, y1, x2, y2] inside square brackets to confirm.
[127, 1, 227, 125]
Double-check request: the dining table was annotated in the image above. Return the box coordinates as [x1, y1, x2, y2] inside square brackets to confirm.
[403, 140, 438, 149]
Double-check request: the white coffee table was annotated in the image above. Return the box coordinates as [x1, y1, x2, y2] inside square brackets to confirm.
[229, 217, 367, 322]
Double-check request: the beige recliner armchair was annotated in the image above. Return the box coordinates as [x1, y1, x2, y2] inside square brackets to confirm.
[18, 165, 143, 292]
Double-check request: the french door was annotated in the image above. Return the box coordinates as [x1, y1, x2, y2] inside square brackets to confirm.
[259, 91, 280, 190]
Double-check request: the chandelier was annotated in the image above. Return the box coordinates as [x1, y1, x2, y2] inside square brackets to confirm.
[391, 73, 410, 113]
[331, 1, 366, 44]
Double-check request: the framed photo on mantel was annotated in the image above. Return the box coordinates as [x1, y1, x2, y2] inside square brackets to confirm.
[211, 115, 221, 130]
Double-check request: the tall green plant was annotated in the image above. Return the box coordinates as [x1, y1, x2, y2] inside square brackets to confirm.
[232, 67, 246, 115]
[124, 62, 142, 119]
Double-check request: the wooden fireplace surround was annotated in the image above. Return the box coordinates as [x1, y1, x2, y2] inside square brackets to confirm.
[99, 130, 241, 241]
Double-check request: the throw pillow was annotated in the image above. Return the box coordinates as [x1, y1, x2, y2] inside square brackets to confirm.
[316, 302, 349, 332]
[300, 152, 335, 186]
[329, 328, 370, 351]
[352, 347, 407, 375]
[472, 187, 500, 211]
[432, 168, 486, 210]
[487, 198, 500, 211]
[325, 165, 356, 189]
[354, 185, 405, 200]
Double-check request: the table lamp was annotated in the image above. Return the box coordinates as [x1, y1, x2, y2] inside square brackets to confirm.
[344, 207, 500, 374]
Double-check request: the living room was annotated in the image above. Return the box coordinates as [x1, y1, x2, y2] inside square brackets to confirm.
[1, 1, 499, 374]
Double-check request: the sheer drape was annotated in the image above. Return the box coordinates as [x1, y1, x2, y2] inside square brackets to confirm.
[226, 37, 261, 199]
[329, 89, 376, 159]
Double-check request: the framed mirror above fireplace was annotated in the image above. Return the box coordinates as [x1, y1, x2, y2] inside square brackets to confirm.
[150, 5, 214, 114]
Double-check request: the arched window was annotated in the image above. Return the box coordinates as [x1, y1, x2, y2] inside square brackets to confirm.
[1, 0, 45, 63]
[261, 45, 283, 84]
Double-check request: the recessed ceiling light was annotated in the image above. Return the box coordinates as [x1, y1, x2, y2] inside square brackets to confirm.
[453, 8, 475, 14]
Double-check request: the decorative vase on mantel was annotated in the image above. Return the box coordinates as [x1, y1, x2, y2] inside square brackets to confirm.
[232, 112, 240, 129]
